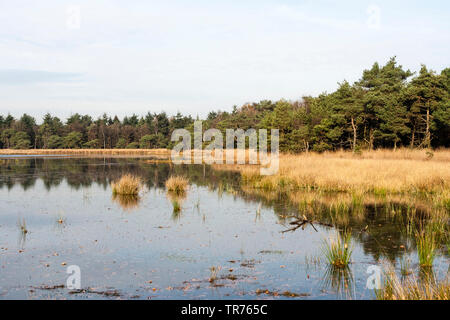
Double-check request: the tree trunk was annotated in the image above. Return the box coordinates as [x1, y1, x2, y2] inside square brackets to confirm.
[101, 126, 106, 149]
[410, 124, 415, 148]
[425, 107, 430, 148]
[351, 117, 357, 153]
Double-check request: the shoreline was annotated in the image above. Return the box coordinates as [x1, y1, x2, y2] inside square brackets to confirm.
[0, 148, 171, 156]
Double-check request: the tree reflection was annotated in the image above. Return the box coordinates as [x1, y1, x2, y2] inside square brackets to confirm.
[1, 156, 445, 264]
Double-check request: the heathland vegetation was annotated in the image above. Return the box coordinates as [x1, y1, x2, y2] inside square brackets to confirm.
[238, 150, 450, 195]
[1, 57, 449, 152]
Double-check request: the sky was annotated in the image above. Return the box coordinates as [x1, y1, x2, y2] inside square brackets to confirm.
[0, 0, 449, 121]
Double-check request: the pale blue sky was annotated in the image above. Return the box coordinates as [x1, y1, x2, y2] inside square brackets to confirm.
[0, 0, 449, 120]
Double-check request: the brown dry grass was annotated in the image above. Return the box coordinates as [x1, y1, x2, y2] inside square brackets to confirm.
[111, 174, 142, 195]
[317, 148, 450, 162]
[165, 176, 189, 194]
[377, 265, 449, 300]
[233, 150, 450, 195]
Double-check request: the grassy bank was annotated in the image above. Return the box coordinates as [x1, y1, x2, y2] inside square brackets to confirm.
[233, 150, 450, 196]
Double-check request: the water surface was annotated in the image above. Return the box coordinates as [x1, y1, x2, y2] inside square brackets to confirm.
[0, 157, 448, 299]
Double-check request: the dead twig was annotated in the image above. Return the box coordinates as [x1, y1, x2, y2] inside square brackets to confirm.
[282, 215, 333, 233]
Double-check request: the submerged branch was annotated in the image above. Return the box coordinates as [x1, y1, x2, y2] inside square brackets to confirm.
[281, 216, 333, 233]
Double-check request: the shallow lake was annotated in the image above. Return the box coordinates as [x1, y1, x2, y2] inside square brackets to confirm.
[0, 157, 448, 299]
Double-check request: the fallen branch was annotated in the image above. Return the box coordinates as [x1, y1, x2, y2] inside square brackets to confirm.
[281, 215, 333, 233]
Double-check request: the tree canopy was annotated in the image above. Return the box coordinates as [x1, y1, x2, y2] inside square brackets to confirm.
[1, 57, 448, 151]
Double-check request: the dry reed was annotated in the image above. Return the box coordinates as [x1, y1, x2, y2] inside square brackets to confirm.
[236, 150, 450, 195]
[111, 174, 142, 195]
[376, 265, 449, 300]
[165, 176, 189, 194]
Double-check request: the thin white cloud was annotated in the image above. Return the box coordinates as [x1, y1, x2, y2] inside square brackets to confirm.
[0, 0, 448, 120]
[0, 69, 83, 85]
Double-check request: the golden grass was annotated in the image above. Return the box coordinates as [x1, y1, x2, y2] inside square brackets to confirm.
[165, 176, 189, 194]
[111, 174, 142, 195]
[0, 149, 170, 155]
[317, 148, 450, 162]
[234, 150, 450, 195]
[377, 265, 449, 300]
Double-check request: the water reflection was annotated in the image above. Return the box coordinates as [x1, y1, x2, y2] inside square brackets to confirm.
[112, 194, 141, 211]
[321, 265, 355, 299]
[17, 218, 28, 250]
[0, 157, 448, 267]
[0, 158, 240, 192]
[166, 191, 187, 222]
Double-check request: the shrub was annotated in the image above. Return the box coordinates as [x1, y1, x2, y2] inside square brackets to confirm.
[83, 139, 101, 149]
[126, 142, 140, 149]
[115, 138, 127, 149]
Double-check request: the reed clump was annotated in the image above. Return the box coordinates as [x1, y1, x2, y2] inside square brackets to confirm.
[208, 266, 222, 283]
[165, 176, 189, 194]
[322, 229, 353, 268]
[111, 174, 142, 195]
[415, 225, 437, 268]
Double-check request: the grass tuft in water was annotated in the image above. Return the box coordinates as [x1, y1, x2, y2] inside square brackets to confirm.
[208, 266, 221, 283]
[165, 176, 189, 195]
[17, 218, 28, 234]
[322, 229, 353, 268]
[111, 174, 142, 195]
[415, 223, 436, 268]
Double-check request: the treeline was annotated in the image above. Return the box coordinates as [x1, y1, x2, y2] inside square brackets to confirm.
[1, 57, 449, 152]
[0, 111, 194, 150]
